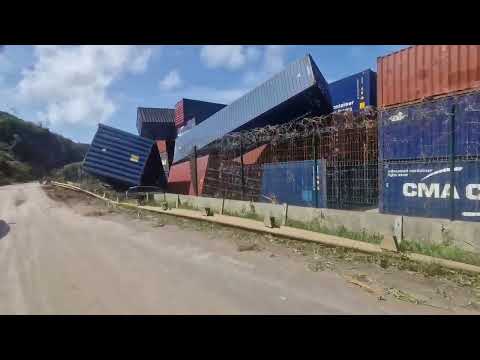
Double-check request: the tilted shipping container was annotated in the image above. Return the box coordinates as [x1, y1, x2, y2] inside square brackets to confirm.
[377, 45, 480, 109]
[136, 107, 176, 140]
[83, 124, 166, 189]
[329, 69, 377, 113]
[174, 98, 226, 129]
[379, 90, 480, 161]
[379, 160, 480, 221]
[173, 54, 333, 163]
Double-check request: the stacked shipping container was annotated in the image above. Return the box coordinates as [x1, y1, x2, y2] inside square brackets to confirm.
[329, 69, 377, 113]
[136, 107, 177, 179]
[378, 45, 480, 221]
[175, 98, 226, 130]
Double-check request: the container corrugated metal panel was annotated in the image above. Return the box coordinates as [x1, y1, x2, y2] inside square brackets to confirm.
[173, 54, 332, 163]
[379, 90, 480, 160]
[174, 99, 226, 129]
[176, 118, 196, 138]
[167, 155, 210, 195]
[233, 144, 269, 165]
[260, 160, 327, 207]
[378, 45, 480, 109]
[379, 160, 480, 221]
[329, 69, 377, 113]
[83, 124, 166, 189]
[136, 107, 176, 140]
[174, 100, 185, 128]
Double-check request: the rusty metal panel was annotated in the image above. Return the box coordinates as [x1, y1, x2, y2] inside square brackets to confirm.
[378, 45, 480, 109]
[167, 155, 210, 196]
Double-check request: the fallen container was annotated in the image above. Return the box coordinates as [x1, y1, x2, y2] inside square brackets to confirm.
[83, 124, 166, 189]
[173, 54, 333, 163]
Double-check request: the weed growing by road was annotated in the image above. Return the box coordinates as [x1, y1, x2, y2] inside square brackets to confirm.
[399, 239, 480, 267]
[286, 218, 383, 245]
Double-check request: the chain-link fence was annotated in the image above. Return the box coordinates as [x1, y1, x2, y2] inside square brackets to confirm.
[187, 108, 378, 210]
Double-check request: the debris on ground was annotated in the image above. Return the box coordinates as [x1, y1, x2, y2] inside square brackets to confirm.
[237, 243, 259, 252]
[344, 275, 383, 296]
[307, 262, 325, 272]
[83, 210, 107, 217]
[386, 287, 426, 305]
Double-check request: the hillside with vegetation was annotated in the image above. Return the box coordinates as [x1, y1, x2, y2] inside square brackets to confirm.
[0, 111, 89, 185]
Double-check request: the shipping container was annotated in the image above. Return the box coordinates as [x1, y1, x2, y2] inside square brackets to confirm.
[136, 107, 176, 140]
[260, 160, 327, 207]
[156, 140, 175, 164]
[379, 160, 480, 221]
[83, 124, 166, 189]
[167, 155, 210, 195]
[233, 144, 269, 165]
[173, 54, 333, 163]
[329, 69, 377, 113]
[176, 118, 196, 138]
[379, 90, 480, 161]
[174, 98, 226, 129]
[377, 45, 480, 109]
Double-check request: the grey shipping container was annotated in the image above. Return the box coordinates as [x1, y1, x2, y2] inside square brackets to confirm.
[83, 124, 166, 189]
[136, 107, 176, 140]
[173, 54, 333, 163]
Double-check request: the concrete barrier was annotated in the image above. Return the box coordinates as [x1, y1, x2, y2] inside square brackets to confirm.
[50, 182, 480, 274]
[155, 193, 480, 253]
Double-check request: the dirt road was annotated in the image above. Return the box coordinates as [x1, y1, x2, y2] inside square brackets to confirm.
[0, 183, 477, 314]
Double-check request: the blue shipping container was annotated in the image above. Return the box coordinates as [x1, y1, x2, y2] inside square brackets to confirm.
[329, 69, 377, 113]
[137, 107, 176, 140]
[260, 160, 327, 208]
[83, 124, 166, 189]
[379, 160, 480, 221]
[173, 54, 332, 163]
[379, 91, 480, 161]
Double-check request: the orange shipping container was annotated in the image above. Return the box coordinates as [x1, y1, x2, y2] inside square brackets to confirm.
[377, 45, 480, 109]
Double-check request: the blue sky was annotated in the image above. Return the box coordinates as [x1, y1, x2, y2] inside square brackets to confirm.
[0, 45, 407, 143]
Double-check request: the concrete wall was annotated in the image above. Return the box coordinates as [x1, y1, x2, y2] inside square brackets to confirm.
[155, 193, 480, 253]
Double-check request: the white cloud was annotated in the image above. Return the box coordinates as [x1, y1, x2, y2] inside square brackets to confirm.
[200, 45, 259, 71]
[243, 45, 289, 86]
[15, 45, 153, 126]
[159, 69, 183, 91]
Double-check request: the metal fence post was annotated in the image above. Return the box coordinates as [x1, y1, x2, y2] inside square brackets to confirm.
[190, 146, 198, 196]
[313, 132, 318, 208]
[240, 136, 245, 201]
[449, 104, 456, 221]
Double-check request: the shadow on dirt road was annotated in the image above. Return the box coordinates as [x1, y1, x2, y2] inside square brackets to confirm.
[0, 220, 10, 240]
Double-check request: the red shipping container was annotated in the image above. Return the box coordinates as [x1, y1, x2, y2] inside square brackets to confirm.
[377, 45, 480, 109]
[233, 144, 269, 165]
[174, 100, 185, 128]
[167, 155, 210, 196]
